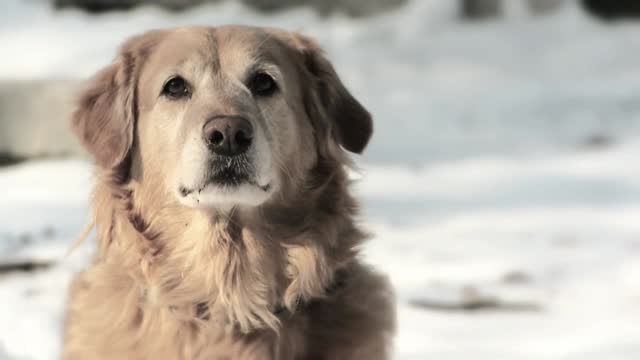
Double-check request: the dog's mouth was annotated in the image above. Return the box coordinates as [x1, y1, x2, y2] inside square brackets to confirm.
[178, 155, 271, 198]
[207, 169, 270, 191]
[210, 167, 251, 187]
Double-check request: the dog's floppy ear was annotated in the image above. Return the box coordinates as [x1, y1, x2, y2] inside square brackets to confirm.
[72, 59, 134, 169]
[294, 34, 373, 154]
[72, 31, 162, 169]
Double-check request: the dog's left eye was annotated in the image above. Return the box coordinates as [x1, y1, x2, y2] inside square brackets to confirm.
[248, 72, 278, 97]
[162, 76, 190, 99]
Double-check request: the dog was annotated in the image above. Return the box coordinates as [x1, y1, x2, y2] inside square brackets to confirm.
[64, 25, 395, 359]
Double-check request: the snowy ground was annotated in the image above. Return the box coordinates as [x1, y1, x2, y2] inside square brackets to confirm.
[1, 0, 640, 359]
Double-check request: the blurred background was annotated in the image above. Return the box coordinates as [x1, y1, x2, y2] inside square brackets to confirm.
[1, 0, 640, 359]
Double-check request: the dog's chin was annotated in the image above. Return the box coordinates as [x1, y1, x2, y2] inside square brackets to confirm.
[177, 179, 273, 210]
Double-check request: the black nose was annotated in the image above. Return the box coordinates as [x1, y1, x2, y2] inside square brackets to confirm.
[203, 116, 253, 156]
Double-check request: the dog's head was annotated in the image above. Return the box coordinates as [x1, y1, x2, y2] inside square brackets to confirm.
[73, 26, 372, 209]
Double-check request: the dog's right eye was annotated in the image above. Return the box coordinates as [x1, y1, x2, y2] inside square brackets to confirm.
[162, 76, 190, 99]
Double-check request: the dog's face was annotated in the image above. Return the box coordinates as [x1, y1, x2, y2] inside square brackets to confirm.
[73, 26, 372, 209]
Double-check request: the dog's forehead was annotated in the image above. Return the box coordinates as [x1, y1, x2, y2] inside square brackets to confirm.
[153, 27, 215, 64]
[147, 26, 287, 73]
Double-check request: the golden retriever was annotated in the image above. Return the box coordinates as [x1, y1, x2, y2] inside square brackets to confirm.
[64, 25, 395, 360]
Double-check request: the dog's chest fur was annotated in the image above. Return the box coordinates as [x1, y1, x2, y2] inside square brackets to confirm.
[64, 177, 366, 359]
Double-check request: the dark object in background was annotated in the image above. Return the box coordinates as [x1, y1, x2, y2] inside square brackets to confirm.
[0, 152, 26, 167]
[0, 259, 54, 274]
[583, 133, 614, 149]
[53, 0, 407, 17]
[242, 0, 406, 16]
[461, 0, 502, 20]
[237, 0, 298, 12]
[54, 0, 212, 12]
[528, 0, 563, 15]
[582, 0, 640, 20]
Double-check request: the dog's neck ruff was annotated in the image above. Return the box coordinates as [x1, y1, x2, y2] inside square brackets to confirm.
[145, 268, 349, 325]
[104, 157, 361, 332]
[119, 189, 351, 329]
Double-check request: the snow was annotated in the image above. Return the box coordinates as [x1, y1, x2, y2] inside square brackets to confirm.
[1, 0, 640, 359]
